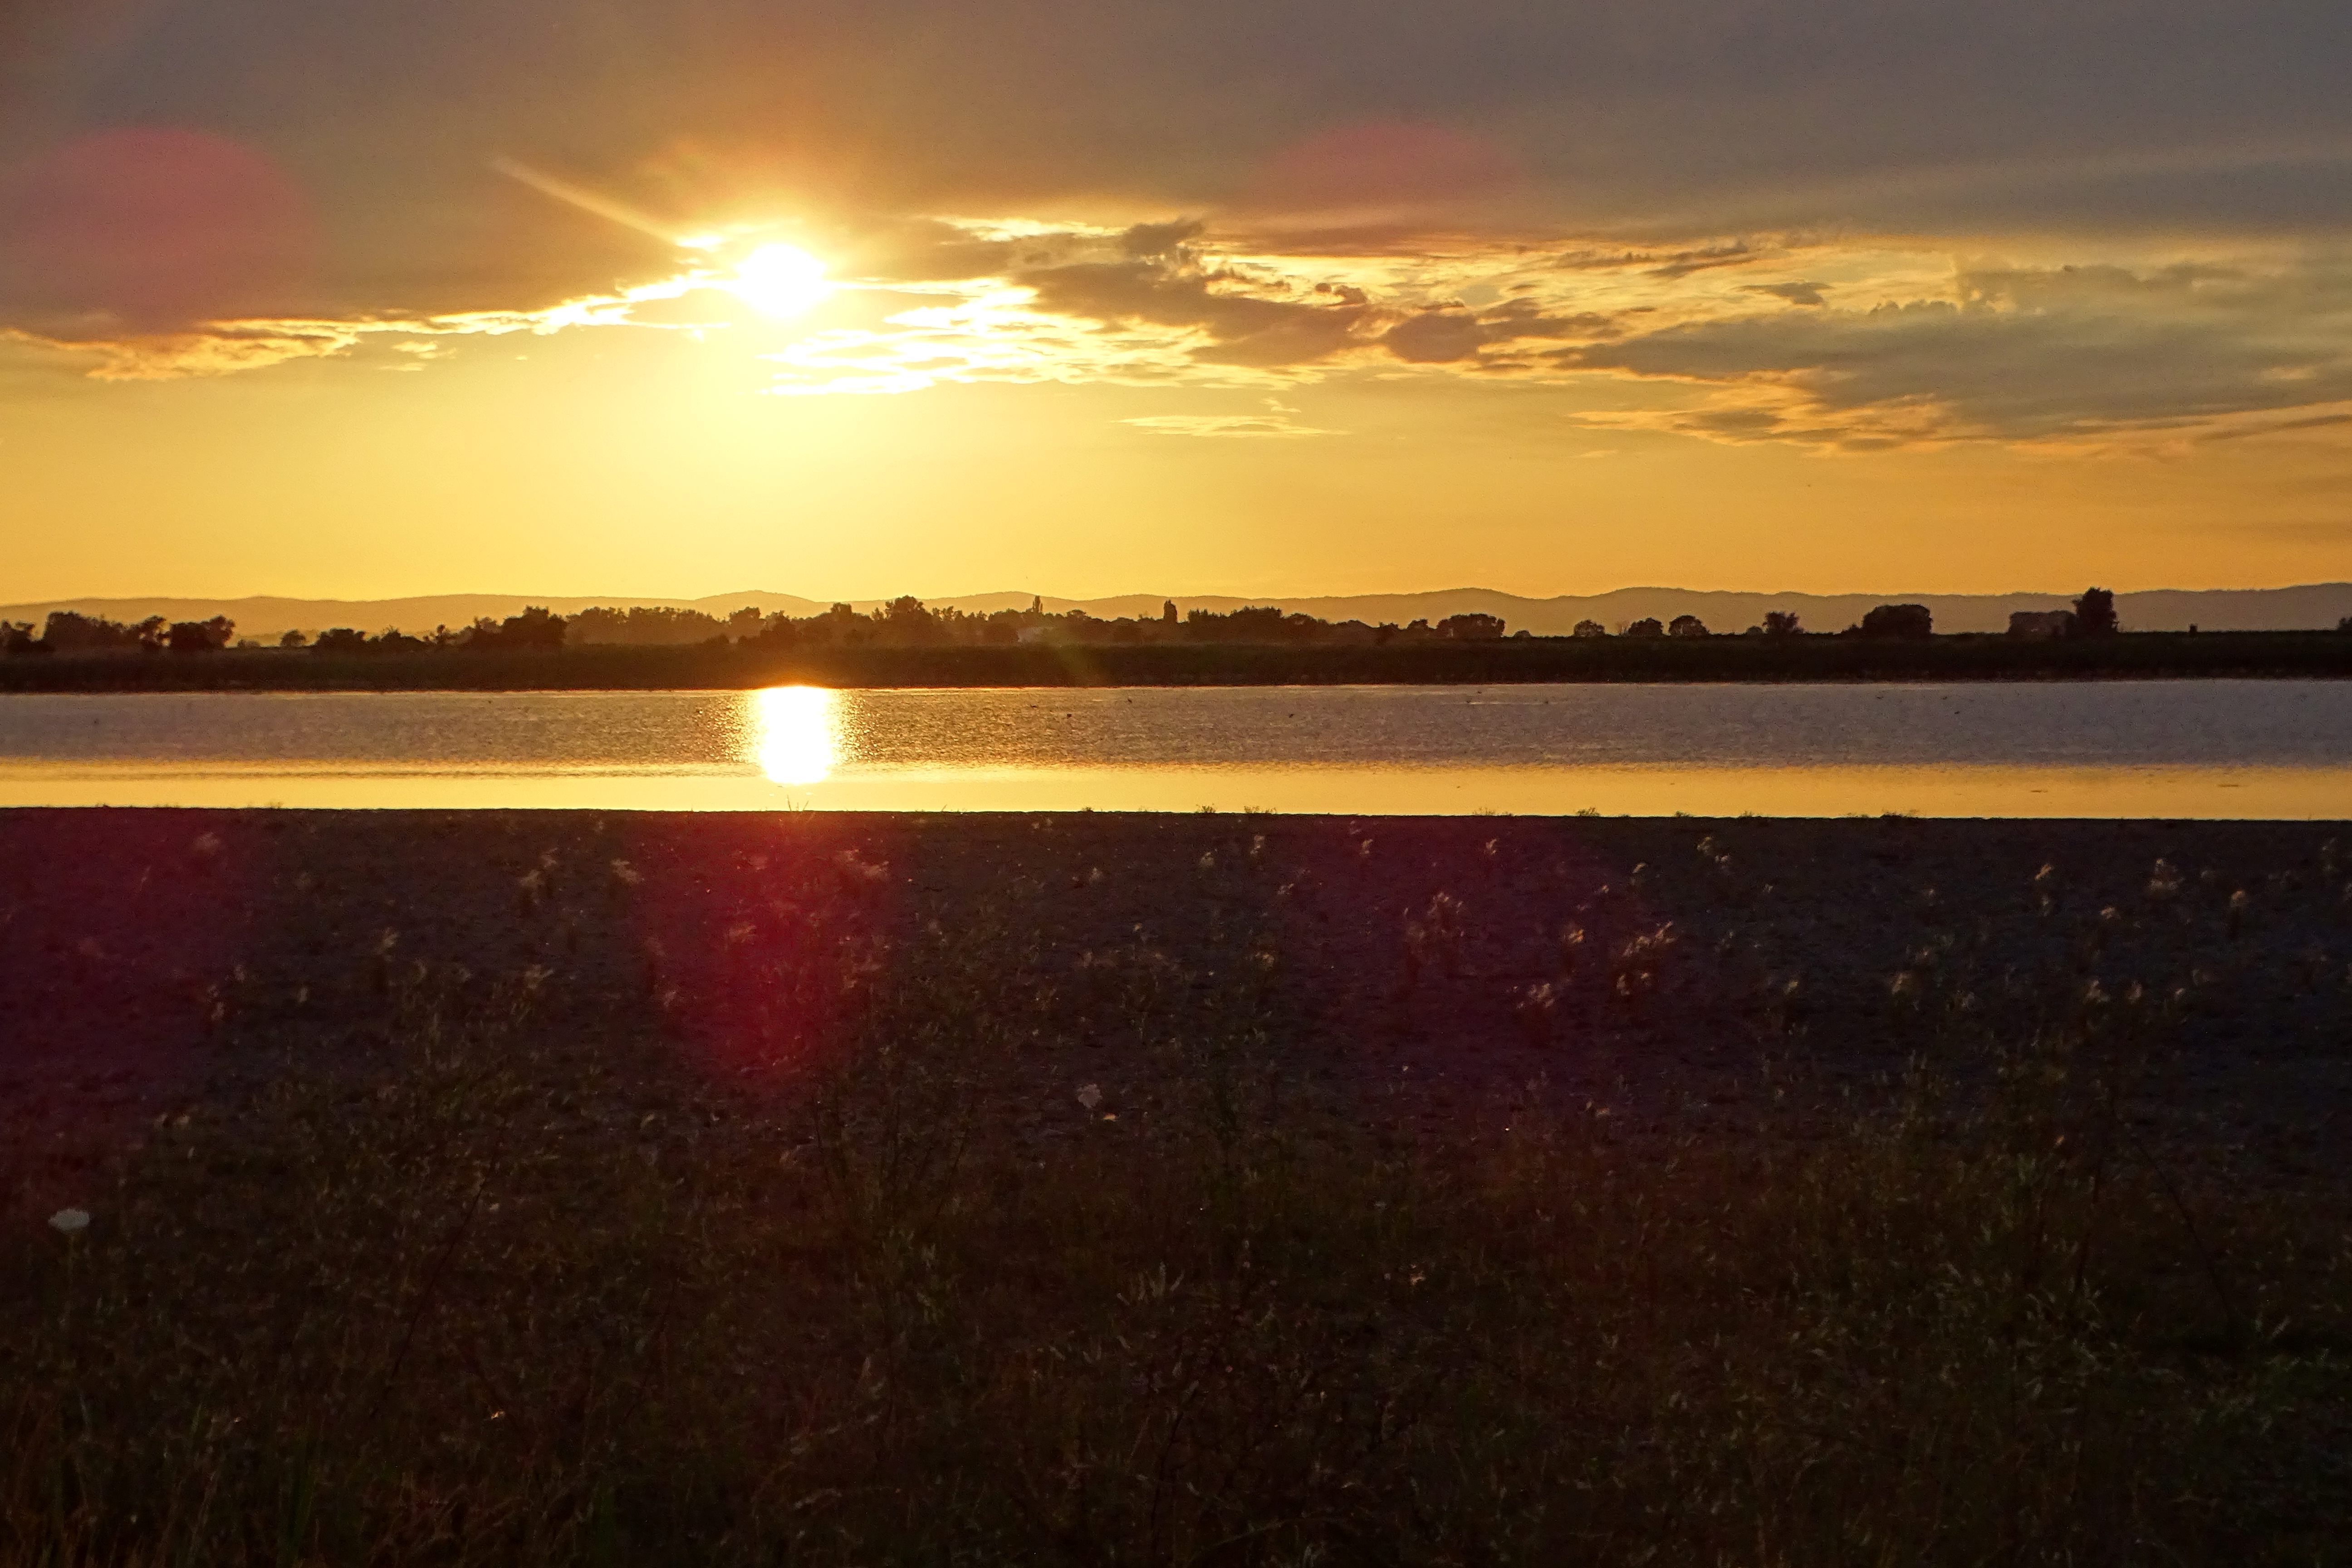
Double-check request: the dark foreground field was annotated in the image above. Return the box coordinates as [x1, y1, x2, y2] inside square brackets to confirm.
[3, 809, 2349, 1563]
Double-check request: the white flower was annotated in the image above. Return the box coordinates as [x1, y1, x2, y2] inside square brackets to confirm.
[49, 1208, 90, 1235]
[1076, 1084, 1103, 1112]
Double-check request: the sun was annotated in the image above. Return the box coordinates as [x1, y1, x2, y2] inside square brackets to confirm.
[750, 685, 840, 785]
[729, 243, 833, 318]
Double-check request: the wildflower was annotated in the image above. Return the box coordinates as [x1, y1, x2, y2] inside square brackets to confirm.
[1515, 981, 1559, 1044]
[1076, 1083, 1103, 1112]
[609, 858, 642, 887]
[49, 1208, 89, 1235]
[833, 848, 889, 884]
[2146, 858, 2183, 900]
[1197, 851, 1215, 871]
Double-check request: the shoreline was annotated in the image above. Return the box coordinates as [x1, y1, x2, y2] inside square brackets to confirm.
[5, 629, 2352, 692]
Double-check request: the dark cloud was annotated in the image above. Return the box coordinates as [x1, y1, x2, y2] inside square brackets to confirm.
[1019, 258, 1374, 368]
[8, 0, 2352, 446]
[6, 0, 2350, 329]
[1567, 259, 2352, 444]
[1383, 309, 1486, 363]
[0, 127, 321, 336]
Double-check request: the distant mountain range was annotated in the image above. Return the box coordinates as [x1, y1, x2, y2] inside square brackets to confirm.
[6, 584, 2351, 641]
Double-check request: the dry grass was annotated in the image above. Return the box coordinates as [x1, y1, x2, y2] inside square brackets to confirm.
[3, 874, 2348, 1568]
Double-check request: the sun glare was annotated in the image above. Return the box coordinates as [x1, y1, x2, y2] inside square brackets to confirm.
[730, 243, 833, 318]
[751, 685, 840, 785]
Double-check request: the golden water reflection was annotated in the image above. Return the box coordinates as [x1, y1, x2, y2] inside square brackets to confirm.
[750, 686, 840, 785]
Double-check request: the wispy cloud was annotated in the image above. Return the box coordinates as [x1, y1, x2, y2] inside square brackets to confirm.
[1120, 413, 1338, 437]
[13, 204, 2352, 456]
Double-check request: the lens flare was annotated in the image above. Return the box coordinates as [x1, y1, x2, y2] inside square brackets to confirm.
[750, 686, 839, 785]
[730, 243, 832, 318]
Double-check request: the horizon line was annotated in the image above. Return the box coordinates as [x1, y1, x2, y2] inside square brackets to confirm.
[10, 580, 2352, 610]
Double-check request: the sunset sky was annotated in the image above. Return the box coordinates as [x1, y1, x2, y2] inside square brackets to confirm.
[5, 0, 2352, 602]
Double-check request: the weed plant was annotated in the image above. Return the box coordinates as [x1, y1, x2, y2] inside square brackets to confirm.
[1, 888, 2347, 1565]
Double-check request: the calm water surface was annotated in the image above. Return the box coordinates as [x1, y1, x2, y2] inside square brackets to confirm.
[0, 682, 2347, 816]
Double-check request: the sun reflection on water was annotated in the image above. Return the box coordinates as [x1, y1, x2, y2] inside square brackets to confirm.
[750, 686, 840, 785]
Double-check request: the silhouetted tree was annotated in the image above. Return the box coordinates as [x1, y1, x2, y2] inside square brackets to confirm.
[1763, 610, 1801, 636]
[1667, 614, 1710, 638]
[2073, 587, 2118, 637]
[1622, 617, 1665, 638]
[39, 611, 166, 653]
[312, 627, 369, 654]
[1185, 606, 1290, 643]
[278, 628, 309, 649]
[165, 616, 235, 653]
[565, 606, 725, 647]
[1436, 612, 1505, 640]
[464, 606, 567, 652]
[1858, 603, 1934, 638]
[881, 595, 941, 642]
[1573, 620, 1607, 638]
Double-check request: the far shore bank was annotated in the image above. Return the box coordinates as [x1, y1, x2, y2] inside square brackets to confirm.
[4, 628, 2352, 692]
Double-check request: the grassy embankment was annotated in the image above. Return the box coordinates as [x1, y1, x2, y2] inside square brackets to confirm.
[2, 813, 2347, 1564]
[4, 630, 2352, 691]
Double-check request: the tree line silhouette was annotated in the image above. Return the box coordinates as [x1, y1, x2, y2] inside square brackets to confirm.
[0, 588, 2272, 662]
[1, 611, 236, 657]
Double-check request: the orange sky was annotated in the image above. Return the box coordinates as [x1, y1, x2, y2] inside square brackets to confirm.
[5, 1, 2350, 601]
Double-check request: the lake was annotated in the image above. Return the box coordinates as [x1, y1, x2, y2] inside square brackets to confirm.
[0, 681, 2347, 816]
